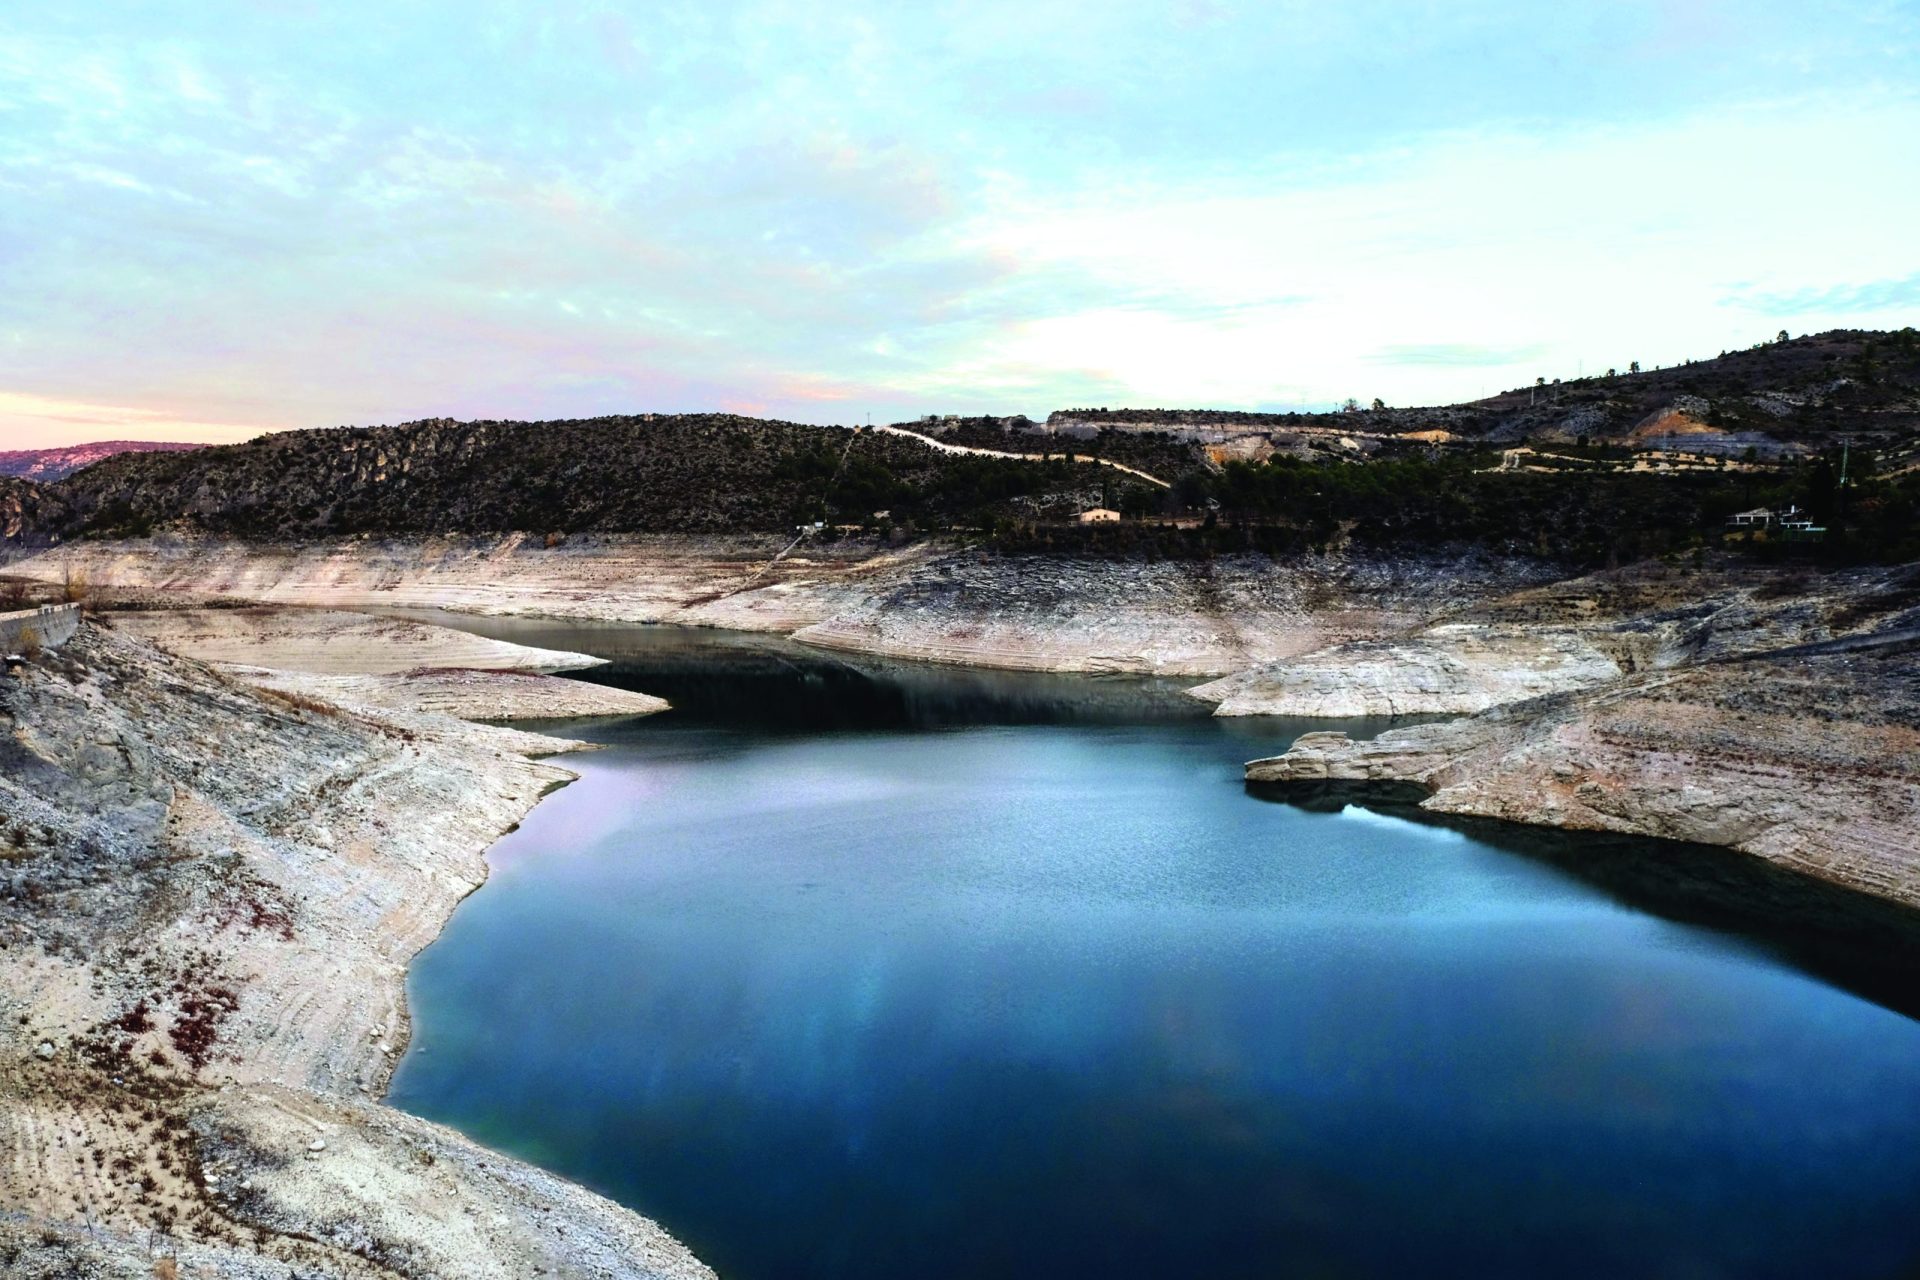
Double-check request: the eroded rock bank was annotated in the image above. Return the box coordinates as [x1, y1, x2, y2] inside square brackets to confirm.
[0, 621, 706, 1277]
[1247, 643, 1920, 910]
[3, 533, 929, 634]
[107, 605, 671, 721]
[106, 605, 609, 675]
[4, 534, 1555, 677]
[1192, 560, 1919, 717]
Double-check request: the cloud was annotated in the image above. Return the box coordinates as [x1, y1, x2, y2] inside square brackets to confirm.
[1728, 273, 1920, 317]
[1369, 344, 1551, 367]
[0, 3, 1917, 444]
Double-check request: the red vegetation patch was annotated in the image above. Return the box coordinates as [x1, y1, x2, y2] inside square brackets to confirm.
[169, 983, 241, 1070]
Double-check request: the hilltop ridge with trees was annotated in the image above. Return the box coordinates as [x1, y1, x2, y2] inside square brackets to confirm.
[6, 330, 1918, 567]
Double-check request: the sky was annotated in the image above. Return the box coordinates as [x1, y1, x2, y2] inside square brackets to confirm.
[2, 1, 1918, 448]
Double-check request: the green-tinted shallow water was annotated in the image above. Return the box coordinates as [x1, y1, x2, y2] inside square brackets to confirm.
[386, 620, 1920, 1280]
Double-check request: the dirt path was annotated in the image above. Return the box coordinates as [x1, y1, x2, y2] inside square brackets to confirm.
[866, 424, 1173, 489]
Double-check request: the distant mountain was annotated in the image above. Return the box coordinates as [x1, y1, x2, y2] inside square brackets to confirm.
[0, 440, 207, 483]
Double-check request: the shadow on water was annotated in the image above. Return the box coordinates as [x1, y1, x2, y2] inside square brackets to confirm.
[404, 606, 1920, 1019]
[390, 611, 1920, 1280]
[1250, 779, 1920, 1022]
[391, 610, 1227, 730]
[582, 642, 1215, 731]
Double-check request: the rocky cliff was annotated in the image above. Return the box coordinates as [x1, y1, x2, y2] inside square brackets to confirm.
[0, 478, 69, 545]
[1193, 561, 1910, 716]
[0, 621, 705, 1277]
[1247, 636, 1920, 910]
[4, 534, 1557, 677]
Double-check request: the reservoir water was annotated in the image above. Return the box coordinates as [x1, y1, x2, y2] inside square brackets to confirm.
[387, 621, 1920, 1280]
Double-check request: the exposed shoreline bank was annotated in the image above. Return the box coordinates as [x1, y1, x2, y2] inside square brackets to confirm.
[7, 578, 1920, 1274]
[9, 535, 1920, 929]
[0, 616, 704, 1277]
[0, 532, 1557, 677]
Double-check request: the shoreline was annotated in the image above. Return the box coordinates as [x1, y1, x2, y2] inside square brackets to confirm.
[7, 591, 1920, 1273]
[374, 766, 580, 1104]
[0, 532, 1556, 678]
[0, 617, 710, 1277]
[10, 537, 1920, 921]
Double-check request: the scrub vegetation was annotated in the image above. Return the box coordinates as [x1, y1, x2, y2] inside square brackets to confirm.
[8, 330, 1920, 569]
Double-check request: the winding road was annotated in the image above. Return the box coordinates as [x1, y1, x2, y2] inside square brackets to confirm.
[862, 423, 1173, 489]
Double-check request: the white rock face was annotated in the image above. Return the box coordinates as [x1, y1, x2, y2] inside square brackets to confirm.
[1191, 624, 1631, 716]
[7, 535, 1555, 677]
[107, 607, 671, 722]
[108, 606, 606, 675]
[1247, 648, 1920, 910]
[0, 624, 710, 1278]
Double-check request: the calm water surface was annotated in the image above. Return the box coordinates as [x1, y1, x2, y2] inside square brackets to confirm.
[387, 621, 1920, 1280]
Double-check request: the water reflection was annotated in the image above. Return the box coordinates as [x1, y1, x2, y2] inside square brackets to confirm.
[1252, 780, 1920, 1020]
[386, 615, 1920, 1280]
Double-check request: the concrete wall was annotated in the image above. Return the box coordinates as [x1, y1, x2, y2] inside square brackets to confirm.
[0, 603, 80, 654]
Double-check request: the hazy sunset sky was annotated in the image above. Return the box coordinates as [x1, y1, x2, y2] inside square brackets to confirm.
[3, 1, 1918, 447]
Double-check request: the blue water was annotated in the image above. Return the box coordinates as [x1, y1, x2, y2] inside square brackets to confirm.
[388, 628, 1920, 1280]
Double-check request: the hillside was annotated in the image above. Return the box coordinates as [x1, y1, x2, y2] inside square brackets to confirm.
[8, 330, 1918, 565]
[38, 414, 1132, 540]
[0, 477, 70, 544]
[0, 439, 205, 483]
[1051, 328, 1920, 458]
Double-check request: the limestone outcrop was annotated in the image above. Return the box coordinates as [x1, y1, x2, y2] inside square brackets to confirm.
[4, 535, 1555, 677]
[107, 606, 606, 674]
[0, 622, 705, 1277]
[1188, 624, 1629, 716]
[1199, 561, 1913, 717]
[1247, 646, 1920, 909]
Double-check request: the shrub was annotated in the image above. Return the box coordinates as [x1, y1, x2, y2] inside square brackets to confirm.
[61, 566, 91, 607]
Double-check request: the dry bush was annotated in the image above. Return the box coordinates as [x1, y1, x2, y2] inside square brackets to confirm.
[61, 565, 92, 607]
[255, 684, 342, 717]
[16, 625, 40, 661]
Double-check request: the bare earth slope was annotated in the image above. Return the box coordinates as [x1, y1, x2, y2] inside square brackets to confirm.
[107, 605, 607, 674]
[0, 622, 708, 1277]
[1247, 645, 1920, 909]
[1191, 561, 1913, 716]
[4, 535, 1556, 677]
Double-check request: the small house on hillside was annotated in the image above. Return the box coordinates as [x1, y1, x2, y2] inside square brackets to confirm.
[1077, 508, 1121, 524]
[1726, 504, 1825, 540]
